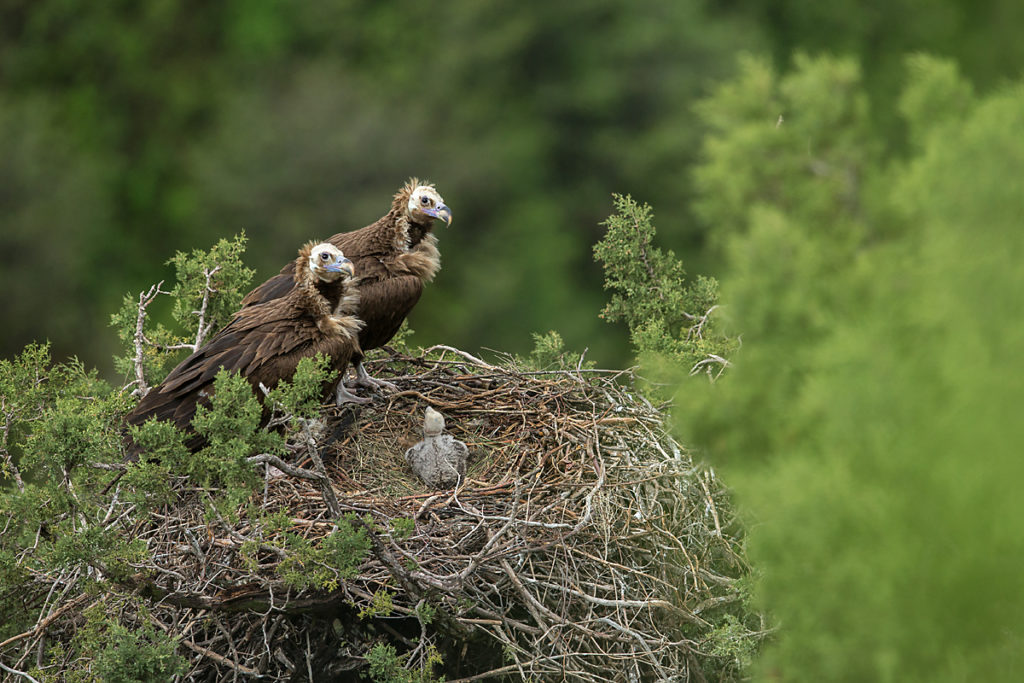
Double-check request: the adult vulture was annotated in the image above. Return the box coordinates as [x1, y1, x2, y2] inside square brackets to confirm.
[240, 178, 451, 402]
[125, 242, 362, 456]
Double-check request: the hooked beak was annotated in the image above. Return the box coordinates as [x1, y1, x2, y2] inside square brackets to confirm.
[324, 257, 355, 277]
[426, 203, 453, 226]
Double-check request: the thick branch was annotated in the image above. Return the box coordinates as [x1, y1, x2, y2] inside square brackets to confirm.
[0, 659, 40, 683]
[247, 453, 326, 484]
[0, 594, 92, 650]
[300, 420, 341, 518]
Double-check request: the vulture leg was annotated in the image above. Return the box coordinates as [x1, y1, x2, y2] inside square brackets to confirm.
[352, 359, 399, 392]
[336, 380, 372, 405]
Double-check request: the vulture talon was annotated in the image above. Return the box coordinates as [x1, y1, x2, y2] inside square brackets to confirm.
[352, 362, 398, 393]
[335, 382, 371, 406]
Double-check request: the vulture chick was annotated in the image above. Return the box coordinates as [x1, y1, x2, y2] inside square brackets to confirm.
[405, 407, 469, 489]
[240, 178, 451, 402]
[125, 242, 363, 457]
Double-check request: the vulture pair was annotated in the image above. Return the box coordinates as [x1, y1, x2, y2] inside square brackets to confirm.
[124, 179, 450, 455]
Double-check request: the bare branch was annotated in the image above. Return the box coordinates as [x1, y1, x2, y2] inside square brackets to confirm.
[690, 354, 732, 381]
[420, 345, 496, 369]
[129, 281, 169, 398]
[686, 304, 720, 341]
[139, 336, 195, 353]
[247, 454, 327, 483]
[193, 265, 222, 349]
[0, 659, 40, 683]
[0, 594, 92, 650]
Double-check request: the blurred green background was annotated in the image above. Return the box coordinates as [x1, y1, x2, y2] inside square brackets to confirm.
[5, 2, 1024, 680]
[4, 0, 1022, 379]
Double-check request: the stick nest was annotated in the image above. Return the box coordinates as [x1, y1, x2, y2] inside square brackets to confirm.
[17, 347, 760, 681]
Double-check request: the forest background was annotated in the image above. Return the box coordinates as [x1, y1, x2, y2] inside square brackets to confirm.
[4, 0, 1022, 372]
[3, 1, 1024, 680]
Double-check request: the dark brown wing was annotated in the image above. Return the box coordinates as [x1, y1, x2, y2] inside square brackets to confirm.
[354, 275, 423, 352]
[239, 271, 294, 307]
[125, 302, 355, 453]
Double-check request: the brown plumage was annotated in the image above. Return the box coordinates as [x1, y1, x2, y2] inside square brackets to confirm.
[240, 178, 450, 398]
[125, 242, 362, 455]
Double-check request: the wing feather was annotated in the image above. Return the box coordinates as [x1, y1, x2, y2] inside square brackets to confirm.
[125, 284, 359, 456]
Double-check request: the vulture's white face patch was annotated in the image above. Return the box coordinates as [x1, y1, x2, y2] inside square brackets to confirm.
[407, 186, 452, 226]
[308, 243, 354, 282]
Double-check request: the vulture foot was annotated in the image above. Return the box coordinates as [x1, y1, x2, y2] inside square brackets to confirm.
[353, 362, 398, 392]
[335, 382, 371, 406]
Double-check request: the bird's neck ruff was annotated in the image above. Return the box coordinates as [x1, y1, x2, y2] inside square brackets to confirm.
[387, 177, 437, 251]
[293, 243, 333, 317]
[294, 265, 334, 320]
[375, 207, 436, 254]
[328, 281, 363, 342]
[392, 213, 412, 253]
[291, 248, 363, 341]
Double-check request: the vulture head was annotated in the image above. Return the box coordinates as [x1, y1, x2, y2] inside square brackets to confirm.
[306, 242, 354, 283]
[399, 179, 452, 227]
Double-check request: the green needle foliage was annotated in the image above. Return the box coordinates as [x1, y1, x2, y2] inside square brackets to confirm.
[271, 512, 372, 591]
[364, 641, 444, 683]
[264, 352, 335, 420]
[77, 604, 187, 683]
[594, 194, 735, 389]
[167, 234, 255, 340]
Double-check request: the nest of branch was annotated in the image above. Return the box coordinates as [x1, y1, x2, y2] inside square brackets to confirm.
[13, 347, 757, 681]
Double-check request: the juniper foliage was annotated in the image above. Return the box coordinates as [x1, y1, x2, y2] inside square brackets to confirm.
[594, 194, 736, 386]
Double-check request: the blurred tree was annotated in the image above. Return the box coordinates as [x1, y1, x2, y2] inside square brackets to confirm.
[0, 0, 763, 373]
[674, 54, 1024, 680]
[0, 1, 260, 367]
[7, 0, 1024, 379]
[737, 0, 1024, 136]
[0, 96, 112, 365]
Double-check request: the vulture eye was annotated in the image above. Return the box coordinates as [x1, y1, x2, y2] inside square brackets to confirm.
[320, 252, 330, 260]
[420, 196, 430, 206]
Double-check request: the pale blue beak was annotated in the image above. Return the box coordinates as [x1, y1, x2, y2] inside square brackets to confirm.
[324, 256, 354, 277]
[425, 203, 452, 226]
